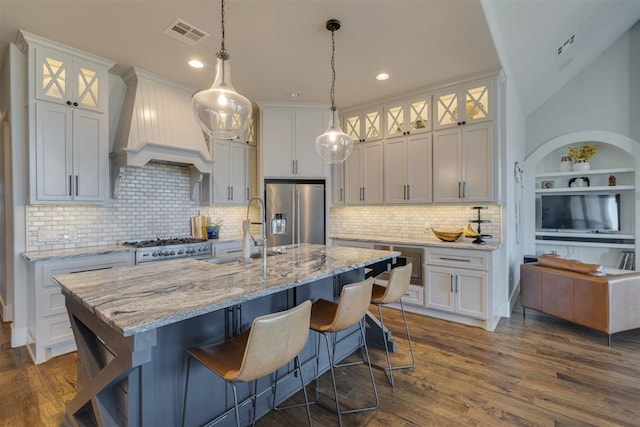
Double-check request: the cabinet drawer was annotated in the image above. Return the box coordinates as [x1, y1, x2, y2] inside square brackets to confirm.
[212, 241, 242, 258]
[425, 248, 488, 270]
[402, 285, 424, 306]
[42, 314, 74, 346]
[41, 284, 66, 317]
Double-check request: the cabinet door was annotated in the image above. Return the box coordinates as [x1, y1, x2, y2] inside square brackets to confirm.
[433, 128, 462, 203]
[462, 123, 493, 202]
[384, 103, 405, 138]
[331, 163, 345, 205]
[406, 95, 431, 134]
[344, 112, 362, 142]
[72, 57, 108, 112]
[261, 109, 294, 177]
[406, 133, 432, 203]
[73, 109, 105, 202]
[462, 80, 492, 125]
[35, 47, 73, 105]
[246, 145, 257, 202]
[362, 108, 383, 141]
[433, 89, 460, 130]
[425, 266, 455, 312]
[229, 142, 246, 204]
[35, 102, 73, 201]
[362, 141, 384, 204]
[384, 136, 407, 203]
[344, 144, 363, 204]
[294, 109, 326, 177]
[212, 140, 231, 204]
[455, 269, 488, 319]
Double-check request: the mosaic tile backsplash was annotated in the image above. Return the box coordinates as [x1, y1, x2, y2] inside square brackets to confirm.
[26, 162, 501, 251]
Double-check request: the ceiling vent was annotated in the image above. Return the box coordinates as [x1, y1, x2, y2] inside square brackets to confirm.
[164, 19, 209, 46]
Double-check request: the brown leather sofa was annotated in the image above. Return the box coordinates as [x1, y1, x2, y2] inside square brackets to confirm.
[520, 255, 640, 345]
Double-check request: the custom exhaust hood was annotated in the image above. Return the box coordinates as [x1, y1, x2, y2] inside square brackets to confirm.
[111, 67, 213, 197]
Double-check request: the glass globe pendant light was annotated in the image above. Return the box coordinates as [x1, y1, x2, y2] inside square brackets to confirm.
[315, 19, 354, 164]
[192, 0, 251, 140]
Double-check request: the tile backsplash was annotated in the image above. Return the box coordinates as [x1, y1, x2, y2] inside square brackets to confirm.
[27, 162, 501, 251]
[26, 162, 248, 251]
[330, 205, 501, 241]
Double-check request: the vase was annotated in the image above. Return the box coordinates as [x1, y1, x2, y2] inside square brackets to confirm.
[572, 160, 590, 171]
[206, 227, 220, 239]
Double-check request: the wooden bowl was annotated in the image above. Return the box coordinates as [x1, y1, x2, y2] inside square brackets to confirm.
[432, 228, 463, 242]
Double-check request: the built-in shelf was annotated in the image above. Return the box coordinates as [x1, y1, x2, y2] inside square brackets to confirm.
[535, 167, 634, 178]
[535, 239, 635, 249]
[535, 184, 634, 194]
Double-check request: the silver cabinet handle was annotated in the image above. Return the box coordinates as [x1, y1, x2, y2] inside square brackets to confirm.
[403, 185, 407, 200]
[292, 160, 295, 174]
[458, 181, 462, 198]
[438, 257, 471, 262]
[231, 186, 234, 200]
[69, 175, 72, 196]
[340, 188, 343, 202]
[463, 182, 467, 198]
[450, 274, 454, 293]
[75, 175, 78, 196]
[247, 187, 249, 201]
[407, 184, 410, 200]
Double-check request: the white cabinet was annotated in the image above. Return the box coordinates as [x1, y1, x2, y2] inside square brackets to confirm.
[212, 140, 246, 204]
[246, 145, 257, 202]
[259, 105, 329, 178]
[343, 106, 383, 143]
[384, 94, 431, 138]
[433, 122, 494, 203]
[433, 79, 492, 130]
[424, 248, 488, 320]
[384, 133, 432, 203]
[19, 31, 114, 204]
[35, 45, 109, 112]
[27, 251, 135, 364]
[331, 163, 345, 205]
[35, 102, 107, 202]
[345, 141, 384, 204]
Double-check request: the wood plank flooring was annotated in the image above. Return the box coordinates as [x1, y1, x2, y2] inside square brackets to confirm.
[1, 303, 638, 426]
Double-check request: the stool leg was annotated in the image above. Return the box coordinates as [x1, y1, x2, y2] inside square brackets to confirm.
[295, 355, 313, 426]
[399, 300, 416, 370]
[377, 304, 395, 388]
[359, 319, 379, 410]
[324, 332, 343, 426]
[231, 383, 241, 427]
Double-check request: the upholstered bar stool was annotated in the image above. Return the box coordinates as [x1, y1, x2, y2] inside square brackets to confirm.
[371, 263, 415, 388]
[182, 300, 313, 427]
[309, 277, 379, 426]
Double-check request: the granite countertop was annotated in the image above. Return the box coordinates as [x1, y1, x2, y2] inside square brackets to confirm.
[22, 244, 136, 262]
[330, 233, 501, 251]
[53, 243, 399, 338]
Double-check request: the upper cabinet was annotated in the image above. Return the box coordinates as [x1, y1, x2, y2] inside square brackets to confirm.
[344, 141, 384, 205]
[433, 79, 492, 130]
[384, 94, 431, 138]
[343, 106, 383, 143]
[211, 139, 246, 205]
[433, 122, 494, 203]
[17, 31, 115, 204]
[35, 47, 108, 113]
[384, 133, 433, 204]
[259, 104, 329, 178]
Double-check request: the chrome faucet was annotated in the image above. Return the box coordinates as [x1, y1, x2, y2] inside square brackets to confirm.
[245, 197, 267, 266]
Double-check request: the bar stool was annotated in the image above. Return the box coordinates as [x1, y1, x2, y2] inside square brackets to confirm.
[371, 263, 415, 388]
[309, 277, 379, 426]
[182, 300, 313, 427]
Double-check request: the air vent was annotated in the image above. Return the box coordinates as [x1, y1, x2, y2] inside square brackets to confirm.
[556, 33, 576, 71]
[164, 19, 209, 46]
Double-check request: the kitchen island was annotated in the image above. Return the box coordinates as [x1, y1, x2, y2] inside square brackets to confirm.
[54, 243, 398, 426]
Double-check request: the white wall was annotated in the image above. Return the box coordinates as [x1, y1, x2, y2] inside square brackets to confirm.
[526, 21, 640, 156]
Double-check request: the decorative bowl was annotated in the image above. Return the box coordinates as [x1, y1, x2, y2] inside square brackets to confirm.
[432, 228, 463, 242]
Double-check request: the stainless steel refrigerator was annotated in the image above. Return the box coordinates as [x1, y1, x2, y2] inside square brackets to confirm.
[265, 180, 325, 247]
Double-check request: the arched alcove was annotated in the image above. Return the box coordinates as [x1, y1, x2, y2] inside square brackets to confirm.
[522, 131, 640, 268]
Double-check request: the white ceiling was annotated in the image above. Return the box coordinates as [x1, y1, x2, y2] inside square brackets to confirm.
[1, 1, 639, 114]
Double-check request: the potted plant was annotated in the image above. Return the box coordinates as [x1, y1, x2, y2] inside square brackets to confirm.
[206, 220, 224, 239]
[568, 142, 598, 171]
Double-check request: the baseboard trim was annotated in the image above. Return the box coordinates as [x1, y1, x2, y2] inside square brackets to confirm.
[0, 297, 12, 322]
[11, 324, 28, 348]
[509, 283, 521, 313]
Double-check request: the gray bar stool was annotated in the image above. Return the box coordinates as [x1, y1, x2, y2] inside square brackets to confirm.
[371, 263, 415, 387]
[309, 277, 379, 426]
[182, 300, 313, 427]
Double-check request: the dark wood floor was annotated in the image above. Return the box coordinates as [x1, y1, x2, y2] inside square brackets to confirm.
[2, 303, 639, 426]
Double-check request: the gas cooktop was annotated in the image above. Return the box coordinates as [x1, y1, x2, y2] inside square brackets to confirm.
[123, 237, 212, 263]
[123, 237, 208, 248]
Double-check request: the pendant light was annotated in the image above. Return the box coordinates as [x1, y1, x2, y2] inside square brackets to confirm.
[315, 19, 354, 164]
[192, 0, 251, 140]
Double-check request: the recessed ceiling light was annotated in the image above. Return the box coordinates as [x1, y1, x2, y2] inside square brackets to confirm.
[288, 91, 301, 98]
[189, 59, 204, 69]
[376, 73, 389, 81]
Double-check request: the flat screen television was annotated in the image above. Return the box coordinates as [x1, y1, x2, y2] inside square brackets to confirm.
[540, 194, 620, 231]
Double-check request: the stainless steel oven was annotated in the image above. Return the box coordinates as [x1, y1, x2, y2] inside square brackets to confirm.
[373, 244, 423, 285]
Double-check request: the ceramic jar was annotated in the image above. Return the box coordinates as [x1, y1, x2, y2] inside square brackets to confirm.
[560, 156, 572, 171]
[572, 160, 590, 171]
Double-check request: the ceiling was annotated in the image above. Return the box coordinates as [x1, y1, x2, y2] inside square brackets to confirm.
[1, 1, 639, 114]
[0, 0, 501, 110]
